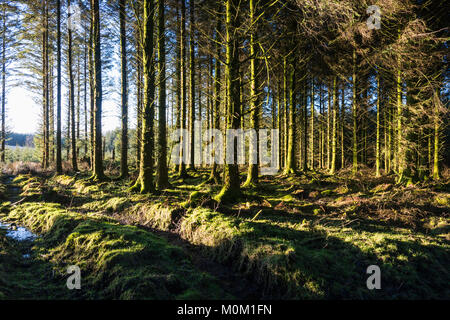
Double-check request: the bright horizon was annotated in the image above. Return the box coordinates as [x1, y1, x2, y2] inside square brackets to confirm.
[8, 84, 126, 135]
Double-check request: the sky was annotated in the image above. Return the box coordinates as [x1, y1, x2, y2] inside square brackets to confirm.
[7, 85, 122, 134]
[6, 63, 127, 135]
[5, 3, 138, 136]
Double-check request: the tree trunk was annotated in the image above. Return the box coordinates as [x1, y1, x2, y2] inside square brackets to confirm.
[68, 0, 78, 171]
[352, 49, 358, 174]
[375, 72, 381, 177]
[56, 0, 62, 173]
[283, 56, 288, 169]
[283, 59, 297, 175]
[119, 0, 128, 178]
[156, 0, 169, 188]
[91, 0, 104, 180]
[178, 0, 188, 178]
[330, 77, 337, 174]
[188, 0, 196, 170]
[1, 7, 6, 163]
[433, 89, 440, 180]
[135, 19, 143, 171]
[215, 0, 241, 202]
[243, 0, 259, 187]
[208, 8, 222, 184]
[42, 0, 49, 169]
[132, 0, 156, 193]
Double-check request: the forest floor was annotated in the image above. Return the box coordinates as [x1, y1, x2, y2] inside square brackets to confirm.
[0, 166, 449, 299]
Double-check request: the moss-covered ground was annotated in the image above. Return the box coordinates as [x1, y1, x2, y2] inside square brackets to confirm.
[1, 168, 449, 299]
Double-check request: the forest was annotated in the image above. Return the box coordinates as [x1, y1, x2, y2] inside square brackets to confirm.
[0, 0, 449, 302]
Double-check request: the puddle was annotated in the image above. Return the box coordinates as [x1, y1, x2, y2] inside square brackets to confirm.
[0, 221, 37, 241]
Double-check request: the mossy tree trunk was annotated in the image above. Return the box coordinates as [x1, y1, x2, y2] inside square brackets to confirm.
[91, 0, 105, 180]
[132, 0, 156, 193]
[156, 0, 169, 189]
[174, 2, 181, 171]
[433, 89, 440, 180]
[83, 35, 88, 159]
[178, 0, 188, 178]
[135, 7, 143, 171]
[326, 81, 331, 171]
[208, 7, 222, 184]
[76, 55, 80, 160]
[56, 0, 62, 174]
[375, 71, 381, 177]
[283, 59, 297, 175]
[396, 50, 405, 183]
[215, 0, 241, 203]
[42, 0, 49, 169]
[319, 83, 323, 168]
[283, 56, 288, 169]
[302, 79, 308, 171]
[188, 0, 196, 171]
[352, 49, 358, 175]
[119, 0, 128, 178]
[277, 80, 282, 170]
[1, 6, 6, 163]
[88, 19, 95, 171]
[68, 0, 78, 172]
[243, 0, 259, 187]
[330, 77, 337, 174]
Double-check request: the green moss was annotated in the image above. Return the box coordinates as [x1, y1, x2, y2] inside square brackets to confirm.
[320, 189, 334, 196]
[54, 175, 76, 186]
[434, 194, 449, 207]
[82, 197, 130, 213]
[5, 202, 231, 300]
[12, 174, 32, 185]
[175, 205, 450, 299]
[125, 203, 181, 231]
[3, 169, 449, 300]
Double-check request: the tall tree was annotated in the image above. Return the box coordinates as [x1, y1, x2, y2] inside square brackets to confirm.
[243, 0, 259, 187]
[330, 77, 337, 174]
[187, 0, 195, 171]
[56, 0, 62, 174]
[132, 0, 156, 193]
[352, 49, 358, 175]
[215, 0, 241, 202]
[119, 0, 128, 178]
[90, 0, 105, 180]
[42, 0, 49, 169]
[156, 0, 169, 188]
[283, 57, 297, 175]
[207, 5, 222, 184]
[68, 0, 78, 171]
[178, 0, 188, 178]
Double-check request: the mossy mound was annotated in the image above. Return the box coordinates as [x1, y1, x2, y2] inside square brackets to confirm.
[81, 197, 131, 213]
[6, 202, 231, 299]
[125, 203, 183, 231]
[176, 206, 450, 299]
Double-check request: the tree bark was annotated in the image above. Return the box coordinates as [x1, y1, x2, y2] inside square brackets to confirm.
[68, 0, 78, 171]
[178, 0, 188, 178]
[91, 0, 105, 180]
[132, 0, 156, 193]
[156, 0, 169, 188]
[243, 0, 259, 187]
[215, 0, 242, 202]
[119, 0, 129, 178]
